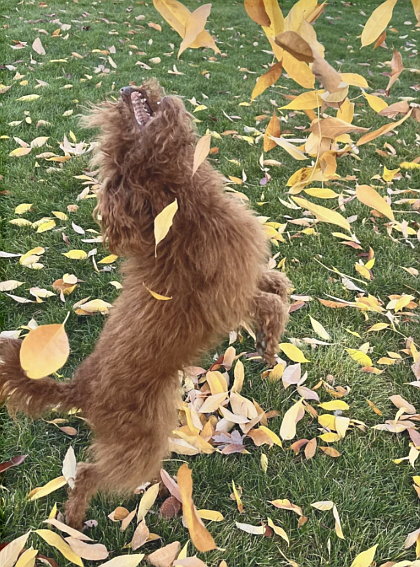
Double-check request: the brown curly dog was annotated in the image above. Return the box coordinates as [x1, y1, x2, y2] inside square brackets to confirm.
[0, 79, 290, 528]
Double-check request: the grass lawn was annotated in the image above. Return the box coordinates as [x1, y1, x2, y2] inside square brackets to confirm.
[1, 0, 420, 565]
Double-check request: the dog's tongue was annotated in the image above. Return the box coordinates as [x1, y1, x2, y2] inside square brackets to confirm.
[131, 91, 152, 126]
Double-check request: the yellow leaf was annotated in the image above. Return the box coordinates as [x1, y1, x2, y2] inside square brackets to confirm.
[318, 400, 349, 411]
[361, 0, 397, 47]
[177, 463, 216, 552]
[311, 501, 334, 511]
[382, 166, 400, 182]
[280, 399, 304, 441]
[355, 185, 394, 221]
[9, 147, 32, 157]
[37, 220, 56, 233]
[228, 176, 243, 184]
[355, 263, 371, 281]
[345, 348, 372, 367]
[261, 453, 268, 473]
[98, 254, 118, 264]
[350, 545, 378, 567]
[339, 73, 369, 88]
[232, 480, 244, 513]
[143, 284, 172, 301]
[279, 343, 310, 363]
[192, 134, 211, 175]
[367, 323, 389, 332]
[309, 316, 330, 340]
[251, 61, 283, 100]
[291, 196, 351, 231]
[52, 211, 69, 221]
[31, 136, 49, 148]
[137, 482, 160, 522]
[77, 299, 113, 314]
[304, 188, 338, 199]
[28, 476, 67, 500]
[337, 99, 354, 124]
[15, 203, 33, 215]
[206, 371, 227, 395]
[357, 109, 412, 146]
[268, 362, 284, 383]
[154, 199, 178, 256]
[269, 136, 307, 160]
[197, 509, 224, 521]
[9, 219, 32, 227]
[178, 4, 212, 58]
[267, 518, 289, 544]
[319, 432, 340, 443]
[0, 533, 31, 567]
[15, 547, 38, 567]
[17, 94, 41, 102]
[20, 324, 70, 379]
[318, 414, 336, 430]
[395, 294, 413, 312]
[35, 530, 83, 566]
[193, 104, 207, 112]
[264, 110, 281, 152]
[282, 50, 315, 89]
[281, 90, 324, 110]
[62, 250, 87, 260]
[333, 505, 345, 539]
[363, 92, 388, 113]
[259, 425, 282, 447]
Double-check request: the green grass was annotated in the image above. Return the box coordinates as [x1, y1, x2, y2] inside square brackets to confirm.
[1, 0, 420, 565]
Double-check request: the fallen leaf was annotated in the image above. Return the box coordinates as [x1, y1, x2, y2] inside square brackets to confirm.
[154, 199, 178, 256]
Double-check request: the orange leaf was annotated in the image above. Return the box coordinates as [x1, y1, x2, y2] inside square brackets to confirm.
[251, 61, 283, 101]
[264, 110, 281, 152]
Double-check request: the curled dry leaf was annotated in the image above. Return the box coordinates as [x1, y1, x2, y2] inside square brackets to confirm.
[147, 541, 180, 567]
[244, 0, 271, 26]
[177, 464, 216, 552]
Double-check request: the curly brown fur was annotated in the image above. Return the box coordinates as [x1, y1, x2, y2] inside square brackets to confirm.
[0, 78, 290, 528]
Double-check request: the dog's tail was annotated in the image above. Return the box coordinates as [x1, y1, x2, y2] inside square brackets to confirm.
[0, 339, 80, 417]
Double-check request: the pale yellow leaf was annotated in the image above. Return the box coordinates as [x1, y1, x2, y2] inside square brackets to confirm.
[28, 476, 67, 500]
[137, 482, 160, 522]
[197, 509, 224, 521]
[15, 203, 33, 215]
[192, 134, 211, 175]
[279, 343, 310, 363]
[154, 199, 178, 256]
[292, 196, 350, 231]
[62, 250, 88, 260]
[350, 545, 378, 567]
[35, 530, 83, 566]
[309, 316, 330, 340]
[9, 147, 32, 157]
[280, 399, 304, 441]
[178, 4, 212, 58]
[37, 220, 56, 233]
[20, 324, 69, 379]
[361, 0, 398, 47]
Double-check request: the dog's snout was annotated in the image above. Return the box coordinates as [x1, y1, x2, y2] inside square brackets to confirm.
[120, 86, 132, 96]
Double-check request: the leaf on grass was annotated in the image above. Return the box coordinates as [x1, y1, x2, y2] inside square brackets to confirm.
[20, 323, 69, 379]
[92, 555, 144, 567]
[37, 220, 56, 233]
[9, 147, 32, 157]
[98, 254, 118, 264]
[350, 545, 378, 567]
[32, 37, 46, 55]
[154, 199, 178, 256]
[291, 197, 350, 232]
[62, 250, 88, 260]
[137, 482, 160, 522]
[177, 463, 216, 552]
[318, 400, 349, 411]
[14, 547, 37, 567]
[309, 316, 330, 340]
[267, 518, 289, 544]
[65, 539, 108, 561]
[279, 343, 310, 363]
[44, 519, 92, 542]
[361, 0, 397, 47]
[269, 136, 307, 160]
[356, 185, 394, 221]
[28, 476, 67, 500]
[280, 399, 304, 441]
[232, 480, 244, 513]
[35, 530, 83, 566]
[345, 348, 372, 367]
[251, 61, 283, 100]
[192, 134, 211, 175]
[235, 522, 265, 535]
[148, 541, 180, 567]
[0, 533, 30, 567]
[311, 501, 334, 511]
[0, 454, 27, 473]
[332, 505, 344, 539]
[269, 498, 303, 516]
[17, 94, 40, 102]
[0, 280, 24, 292]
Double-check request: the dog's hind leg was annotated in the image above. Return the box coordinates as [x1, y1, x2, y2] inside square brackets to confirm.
[253, 290, 289, 366]
[65, 462, 101, 529]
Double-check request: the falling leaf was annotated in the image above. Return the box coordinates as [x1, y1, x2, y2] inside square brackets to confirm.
[244, 0, 271, 26]
[20, 323, 69, 379]
[35, 530, 82, 566]
[264, 111, 281, 152]
[177, 463, 216, 552]
[154, 199, 178, 256]
[192, 134, 211, 175]
[361, 0, 398, 47]
[0, 533, 31, 567]
[143, 284, 172, 301]
[178, 4, 212, 58]
[292, 197, 350, 232]
[357, 109, 412, 146]
[363, 92, 388, 113]
[356, 185, 394, 221]
[251, 61, 283, 100]
[269, 136, 307, 160]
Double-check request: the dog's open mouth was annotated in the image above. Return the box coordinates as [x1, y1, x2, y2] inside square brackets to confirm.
[120, 87, 156, 128]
